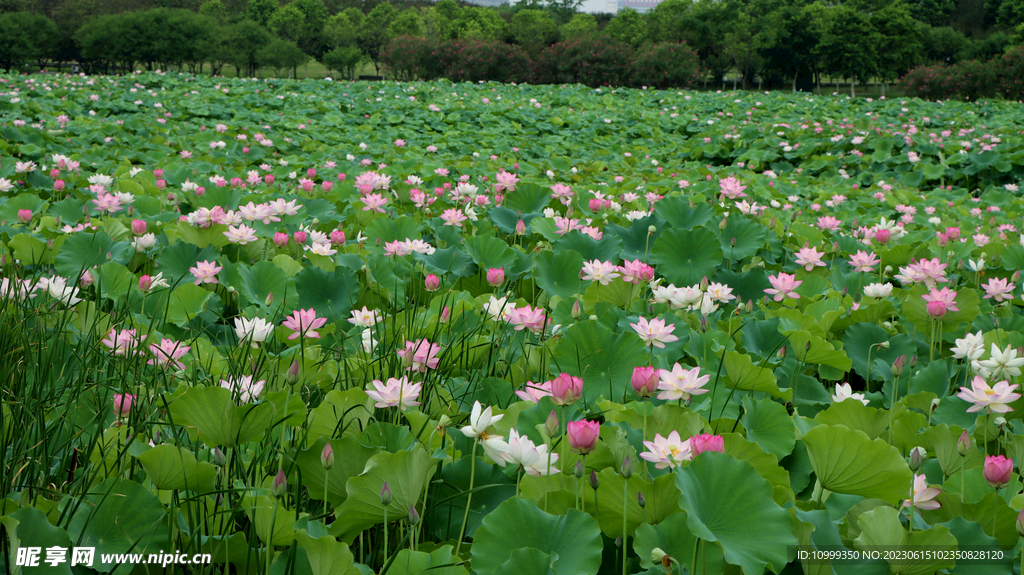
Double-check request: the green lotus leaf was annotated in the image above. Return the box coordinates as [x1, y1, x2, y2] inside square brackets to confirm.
[632, 511, 726, 575]
[651, 227, 723, 287]
[802, 424, 912, 504]
[854, 506, 956, 575]
[136, 444, 218, 493]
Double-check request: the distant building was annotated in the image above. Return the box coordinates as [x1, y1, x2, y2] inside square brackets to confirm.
[576, 0, 662, 13]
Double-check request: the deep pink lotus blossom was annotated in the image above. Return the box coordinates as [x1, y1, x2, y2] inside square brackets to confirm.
[282, 308, 328, 340]
[397, 339, 441, 372]
[113, 393, 135, 417]
[690, 434, 725, 456]
[424, 274, 440, 291]
[550, 373, 583, 406]
[631, 366, 659, 397]
[486, 267, 505, 287]
[515, 380, 553, 402]
[922, 287, 958, 317]
[618, 259, 655, 284]
[984, 455, 1014, 488]
[567, 420, 600, 454]
[508, 305, 548, 333]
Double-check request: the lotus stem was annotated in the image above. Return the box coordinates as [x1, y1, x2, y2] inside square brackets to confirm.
[455, 437, 478, 558]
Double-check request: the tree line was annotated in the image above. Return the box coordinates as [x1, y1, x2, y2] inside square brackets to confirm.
[0, 0, 1022, 92]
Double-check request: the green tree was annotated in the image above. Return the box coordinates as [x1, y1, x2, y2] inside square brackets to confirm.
[269, 5, 304, 42]
[923, 25, 966, 63]
[760, 4, 823, 92]
[246, 0, 277, 27]
[680, 0, 733, 86]
[325, 11, 358, 47]
[561, 12, 597, 39]
[509, 9, 559, 55]
[907, 0, 955, 27]
[871, 1, 923, 95]
[258, 37, 308, 77]
[322, 45, 363, 78]
[389, 9, 424, 38]
[451, 7, 506, 41]
[357, 1, 398, 75]
[818, 5, 879, 96]
[292, 0, 329, 59]
[647, 0, 691, 43]
[199, 0, 228, 23]
[604, 7, 646, 48]
[224, 19, 272, 76]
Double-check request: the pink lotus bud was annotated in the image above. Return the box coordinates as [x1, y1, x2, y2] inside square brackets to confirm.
[984, 455, 1013, 488]
[153, 169, 164, 178]
[926, 300, 947, 317]
[286, 359, 300, 384]
[138, 274, 152, 291]
[589, 198, 604, 211]
[631, 366, 659, 397]
[301, 180, 314, 192]
[380, 481, 392, 505]
[293, 231, 308, 244]
[936, 233, 948, 246]
[358, 184, 372, 195]
[486, 267, 505, 287]
[54, 179, 65, 191]
[440, 306, 450, 323]
[195, 187, 205, 196]
[566, 420, 600, 454]
[80, 270, 94, 287]
[513, 162, 519, 170]
[321, 181, 333, 192]
[17, 209, 32, 223]
[874, 229, 891, 244]
[425, 274, 440, 291]
[892, 354, 907, 376]
[230, 177, 243, 187]
[443, 182, 451, 191]
[307, 168, 317, 178]
[946, 227, 961, 240]
[131, 219, 147, 235]
[265, 292, 273, 306]
[545, 410, 559, 438]
[243, 146, 250, 154]
[691, 434, 725, 456]
[273, 232, 289, 247]
[550, 373, 583, 406]
[337, 173, 346, 182]
[330, 229, 346, 245]
[516, 219, 526, 235]
[272, 469, 288, 498]
[49, 168, 61, 178]
[113, 393, 135, 417]
[321, 442, 335, 470]
[265, 175, 275, 185]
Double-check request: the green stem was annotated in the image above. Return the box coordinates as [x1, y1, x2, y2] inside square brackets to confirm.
[384, 506, 389, 567]
[267, 497, 280, 575]
[622, 476, 629, 575]
[642, 398, 649, 477]
[324, 472, 330, 520]
[560, 405, 567, 470]
[455, 438, 478, 558]
[961, 456, 966, 502]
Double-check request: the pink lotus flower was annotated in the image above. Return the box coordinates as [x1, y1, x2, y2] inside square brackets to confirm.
[440, 209, 468, 227]
[658, 363, 711, 402]
[515, 380, 553, 402]
[718, 176, 747, 199]
[550, 373, 583, 406]
[113, 393, 135, 418]
[984, 455, 1014, 488]
[282, 308, 328, 340]
[631, 366, 659, 397]
[794, 246, 826, 271]
[922, 287, 958, 318]
[618, 259, 655, 284]
[17, 209, 32, 223]
[486, 267, 505, 287]
[361, 193, 388, 213]
[567, 420, 600, 454]
[581, 260, 620, 285]
[424, 274, 440, 291]
[690, 434, 724, 456]
[764, 272, 802, 301]
[630, 317, 679, 349]
[494, 170, 519, 192]
[982, 277, 1016, 303]
[894, 258, 948, 288]
[147, 338, 190, 370]
[957, 375, 1021, 413]
[366, 376, 422, 410]
[640, 431, 691, 469]
[189, 260, 222, 285]
[848, 251, 880, 272]
[816, 216, 842, 231]
[397, 339, 441, 372]
[101, 328, 146, 356]
[903, 474, 941, 510]
[508, 305, 547, 333]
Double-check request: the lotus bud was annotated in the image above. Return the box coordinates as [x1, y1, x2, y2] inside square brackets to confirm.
[637, 491, 646, 508]
[769, 217, 776, 228]
[515, 219, 526, 235]
[700, 276, 708, 291]
[648, 225, 657, 235]
[265, 291, 273, 307]
[321, 442, 335, 470]
[486, 267, 505, 287]
[719, 217, 727, 230]
[273, 232, 289, 247]
[590, 470, 599, 490]
[1016, 508, 1024, 537]
[271, 469, 288, 498]
[545, 410, 559, 438]
[131, 219, 147, 235]
[746, 299, 753, 313]
[957, 429, 972, 456]
[651, 548, 668, 565]
[293, 231, 308, 244]
[730, 237, 737, 247]
[699, 315, 708, 333]
[777, 346, 786, 359]
[574, 460, 584, 479]
[440, 306, 451, 323]
[138, 274, 152, 291]
[892, 354, 906, 377]
[17, 209, 31, 223]
[80, 270, 94, 288]
[380, 481, 392, 506]
[424, 274, 440, 291]
[621, 456, 632, 479]
[286, 359, 300, 384]
[908, 446, 926, 472]
[615, 536, 623, 549]
[408, 505, 420, 526]
[212, 447, 226, 466]
[879, 341, 890, 349]
[571, 299, 582, 319]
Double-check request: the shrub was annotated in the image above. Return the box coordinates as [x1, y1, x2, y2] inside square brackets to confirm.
[946, 59, 994, 101]
[534, 36, 634, 87]
[995, 45, 1024, 101]
[380, 35, 435, 81]
[630, 42, 702, 90]
[901, 64, 954, 100]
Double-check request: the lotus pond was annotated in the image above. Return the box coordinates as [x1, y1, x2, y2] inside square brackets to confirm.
[3, 73, 1024, 575]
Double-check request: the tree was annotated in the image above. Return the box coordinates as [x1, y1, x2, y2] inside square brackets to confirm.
[246, 0, 277, 27]
[325, 11, 358, 47]
[647, 0, 691, 44]
[603, 7, 647, 49]
[760, 4, 823, 92]
[871, 1, 923, 95]
[561, 13, 596, 39]
[357, 2, 398, 75]
[509, 9, 560, 55]
[389, 9, 424, 38]
[817, 5, 879, 96]
[269, 5, 304, 42]
[451, 7, 506, 41]
[322, 45, 363, 79]
[258, 37, 308, 77]
[224, 19, 272, 76]
[906, 0, 955, 27]
[923, 25, 967, 63]
[292, 0, 329, 59]
[0, 12, 59, 70]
